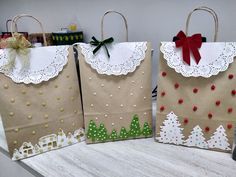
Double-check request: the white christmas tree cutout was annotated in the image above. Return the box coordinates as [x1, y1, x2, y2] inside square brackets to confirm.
[184, 125, 208, 149]
[207, 125, 231, 150]
[157, 111, 232, 151]
[156, 111, 184, 145]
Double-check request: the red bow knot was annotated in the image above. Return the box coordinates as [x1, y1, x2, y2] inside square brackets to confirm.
[175, 31, 202, 65]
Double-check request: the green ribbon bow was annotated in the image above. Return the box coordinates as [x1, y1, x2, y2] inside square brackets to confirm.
[0, 33, 32, 70]
[90, 36, 114, 58]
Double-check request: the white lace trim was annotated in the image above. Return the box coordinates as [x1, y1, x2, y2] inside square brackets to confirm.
[79, 42, 147, 75]
[12, 128, 85, 160]
[160, 42, 236, 78]
[0, 46, 69, 84]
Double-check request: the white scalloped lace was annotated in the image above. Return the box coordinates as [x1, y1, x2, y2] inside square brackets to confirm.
[79, 42, 147, 75]
[160, 42, 236, 78]
[0, 46, 69, 84]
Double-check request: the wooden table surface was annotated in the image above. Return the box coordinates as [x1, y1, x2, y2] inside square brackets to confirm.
[0, 103, 236, 177]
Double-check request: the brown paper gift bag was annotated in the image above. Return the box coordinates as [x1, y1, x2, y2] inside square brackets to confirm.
[75, 11, 153, 143]
[156, 7, 236, 153]
[0, 14, 84, 160]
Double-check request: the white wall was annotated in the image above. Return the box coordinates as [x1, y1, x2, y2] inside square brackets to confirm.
[1, 0, 236, 87]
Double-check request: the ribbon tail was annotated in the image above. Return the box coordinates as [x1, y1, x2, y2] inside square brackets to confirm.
[191, 47, 201, 64]
[92, 44, 102, 55]
[4, 49, 16, 70]
[18, 48, 30, 70]
[182, 44, 191, 65]
[104, 45, 110, 58]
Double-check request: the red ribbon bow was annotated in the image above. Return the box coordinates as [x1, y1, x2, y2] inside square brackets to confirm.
[175, 31, 202, 65]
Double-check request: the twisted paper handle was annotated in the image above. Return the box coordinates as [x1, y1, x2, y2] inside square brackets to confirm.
[185, 6, 218, 42]
[101, 10, 128, 42]
[11, 14, 47, 46]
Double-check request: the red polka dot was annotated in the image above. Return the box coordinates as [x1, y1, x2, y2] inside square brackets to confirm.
[211, 85, 215, 91]
[193, 88, 198, 93]
[205, 126, 210, 132]
[227, 124, 233, 130]
[231, 90, 236, 96]
[183, 118, 189, 124]
[228, 74, 234, 79]
[228, 108, 233, 113]
[160, 106, 165, 112]
[193, 106, 198, 112]
[161, 92, 166, 97]
[208, 113, 213, 119]
[178, 99, 183, 104]
[162, 72, 167, 77]
[174, 83, 179, 89]
[215, 100, 221, 106]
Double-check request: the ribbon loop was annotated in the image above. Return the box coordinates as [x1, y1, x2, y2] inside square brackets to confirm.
[90, 36, 114, 58]
[175, 31, 202, 65]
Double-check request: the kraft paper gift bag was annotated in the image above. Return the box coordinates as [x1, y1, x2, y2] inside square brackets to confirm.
[156, 7, 236, 152]
[0, 14, 84, 160]
[75, 11, 153, 143]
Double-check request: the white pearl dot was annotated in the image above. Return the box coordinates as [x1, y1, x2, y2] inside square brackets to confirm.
[120, 104, 123, 107]
[111, 123, 115, 126]
[140, 86, 143, 89]
[101, 84, 104, 87]
[95, 117, 98, 120]
[104, 114, 108, 117]
[89, 77, 92, 80]
[142, 71, 145, 75]
[144, 112, 147, 115]
[130, 93, 133, 96]
[133, 104, 137, 107]
[120, 117, 123, 120]
[118, 86, 121, 89]
[93, 92, 97, 96]
[106, 104, 109, 107]
[144, 96, 146, 100]
[90, 104, 94, 107]
[131, 80, 135, 83]
[110, 94, 113, 97]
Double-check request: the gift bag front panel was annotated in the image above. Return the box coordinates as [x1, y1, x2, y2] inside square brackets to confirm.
[0, 47, 84, 159]
[79, 42, 152, 143]
[156, 47, 236, 152]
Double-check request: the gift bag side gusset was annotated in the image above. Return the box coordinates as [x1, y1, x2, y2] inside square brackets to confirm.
[78, 42, 153, 143]
[156, 44, 236, 152]
[0, 46, 85, 160]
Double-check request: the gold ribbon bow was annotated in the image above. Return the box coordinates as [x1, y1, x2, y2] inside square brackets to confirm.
[0, 33, 32, 70]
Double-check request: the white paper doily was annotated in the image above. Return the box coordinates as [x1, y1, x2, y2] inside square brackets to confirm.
[79, 42, 147, 75]
[0, 45, 69, 84]
[160, 42, 236, 78]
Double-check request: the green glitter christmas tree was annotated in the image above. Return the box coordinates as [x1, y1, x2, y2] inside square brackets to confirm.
[87, 120, 97, 142]
[110, 129, 118, 141]
[97, 123, 108, 142]
[119, 127, 129, 139]
[142, 122, 152, 137]
[129, 115, 142, 138]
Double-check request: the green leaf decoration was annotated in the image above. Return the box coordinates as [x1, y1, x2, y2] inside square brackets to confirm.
[75, 35, 79, 40]
[142, 122, 152, 137]
[97, 123, 108, 142]
[59, 36, 63, 41]
[110, 129, 118, 141]
[129, 115, 142, 138]
[70, 35, 74, 40]
[65, 36, 69, 41]
[86, 120, 97, 142]
[119, 127, 129, 139]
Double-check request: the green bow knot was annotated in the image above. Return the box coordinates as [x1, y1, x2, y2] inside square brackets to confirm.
[90, 36, 114, 58]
